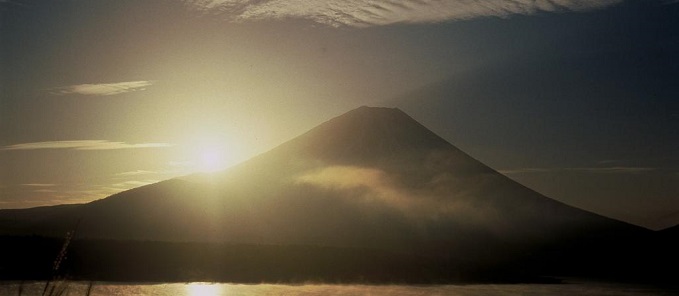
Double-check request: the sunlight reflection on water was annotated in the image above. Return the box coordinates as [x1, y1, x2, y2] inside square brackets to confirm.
[0, 280, 677, 296]
[186, 282, 221, 296]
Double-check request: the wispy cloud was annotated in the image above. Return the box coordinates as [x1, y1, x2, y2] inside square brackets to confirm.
[114, 170, 184, 180]
[48, 80, 153, 96]
[184, 0, 623, 27]
[111, 180, 159, 188]
[500, 166, 656, 175]
[2, 140, 173, 151]
[0, 182, 143, 208]
[20, 183, 56, 187]
[296, 165, 498, 226]
[115, 170, 160, 176]
[573, 167, 656, 173]
[498, 168, 551, 174]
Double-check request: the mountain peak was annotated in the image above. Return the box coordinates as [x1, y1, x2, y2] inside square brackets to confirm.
[346, 105, 404, 115]
[324, 106, 412, 127]
[0, 105, 645, 258]
[335, 105, 413, 122]
[277, 106, 452, 165]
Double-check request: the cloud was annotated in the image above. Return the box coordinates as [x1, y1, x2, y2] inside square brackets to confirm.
[2, 140, 173, 151]
[498, 168, 551, 174]
[113, 170, 185, 182]
[33, 189, 58, 193]
[0, 183, 134, 209]
[20, 183, 56, 187]
[296, 165, 435, 216]
[296, 166, 386, 191]
[573, 167, 656, 173]
[184, 0, 623, 27]
[295, 165, 496, 225]
[115, 170, 161, 176]
[500, 166, 656, 175]
[111, 180, 159, 188]
[48, 81, 153, 96]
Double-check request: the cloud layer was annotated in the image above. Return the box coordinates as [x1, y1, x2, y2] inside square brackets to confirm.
[2, 140, 172, 151]
[296, 165, 496, 226]
[185, 0, 623, 27]
[499, 166, 656, 175]
[49, 81, 153, 96]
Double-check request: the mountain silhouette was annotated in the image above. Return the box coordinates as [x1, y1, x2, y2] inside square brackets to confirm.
[386, 59, 679, 230]
[1, 107, 646, 244]
[0, 106, 660, 281]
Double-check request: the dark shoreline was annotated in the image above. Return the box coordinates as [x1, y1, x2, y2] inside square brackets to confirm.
[0, 236, 563, 285]
[1, 236, 675, 286]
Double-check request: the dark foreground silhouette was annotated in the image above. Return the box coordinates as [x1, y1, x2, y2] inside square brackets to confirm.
[1, 234, 676, 285]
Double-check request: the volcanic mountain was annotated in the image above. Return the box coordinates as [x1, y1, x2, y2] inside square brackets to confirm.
[0, 107, 651, 266]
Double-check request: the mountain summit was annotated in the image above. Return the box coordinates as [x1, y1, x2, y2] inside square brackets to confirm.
[1, 106, 645, 251]
[274, 106, 452, 164]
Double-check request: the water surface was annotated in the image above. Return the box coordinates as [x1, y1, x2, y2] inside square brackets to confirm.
[2, 280, 676, 296]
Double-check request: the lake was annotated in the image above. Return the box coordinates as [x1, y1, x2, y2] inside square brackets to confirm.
[1, 280, 677, 296]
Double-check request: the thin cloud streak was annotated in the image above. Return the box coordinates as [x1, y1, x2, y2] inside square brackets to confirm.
[111, 180, 159, 188]
[2, 140, 173, 151]
[115, 170, 161, 176]
[113, 170, 183, 180]
[500, 167, 656, 175]
[48, 81, 153, 96]
[185, 0, 623, 27]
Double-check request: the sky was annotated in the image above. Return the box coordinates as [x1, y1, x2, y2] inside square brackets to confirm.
[1, 0, 677, 230]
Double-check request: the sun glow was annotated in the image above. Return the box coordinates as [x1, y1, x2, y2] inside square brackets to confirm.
[199, 147, 227, 172]
[185, 133, 245, 173]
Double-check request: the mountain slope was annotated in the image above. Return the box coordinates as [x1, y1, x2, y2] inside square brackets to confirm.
[1, 107, 646, 253]
[387, 58, 679, 230]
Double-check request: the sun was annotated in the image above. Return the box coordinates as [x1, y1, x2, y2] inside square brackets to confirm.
[181, 132, 245, 173]
[198, 147, 227, 172]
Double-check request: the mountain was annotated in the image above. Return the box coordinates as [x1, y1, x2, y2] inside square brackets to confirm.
[386, 58, 679, 230]
[0, 106, 658, 281]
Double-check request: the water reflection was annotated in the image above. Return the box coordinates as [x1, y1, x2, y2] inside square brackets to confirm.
[0, 281, 676, 295]
[186, 282, 222, 296]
